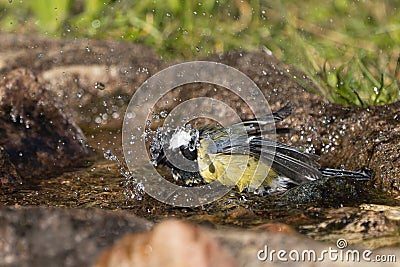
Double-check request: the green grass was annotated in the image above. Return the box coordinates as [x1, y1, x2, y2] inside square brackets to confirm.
[0, 0, 399, 106]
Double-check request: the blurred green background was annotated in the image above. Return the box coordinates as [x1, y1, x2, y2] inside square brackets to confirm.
[0, 0, 399, 106]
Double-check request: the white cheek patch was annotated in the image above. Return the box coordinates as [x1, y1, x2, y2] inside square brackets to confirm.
[168, 128, 191, 150]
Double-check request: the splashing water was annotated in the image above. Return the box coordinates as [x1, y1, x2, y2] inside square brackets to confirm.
[103, 149, 145, 201]
[95, 82, 106, 90]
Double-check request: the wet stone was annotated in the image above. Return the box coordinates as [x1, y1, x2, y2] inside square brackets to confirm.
[0, 206, 153, 267]
[0, 68, 94, 179]
[299, 204, 400, 249]
[0, 146, 21, 185]
[0, 34, 161, 131]
[278, 176, 380, 208]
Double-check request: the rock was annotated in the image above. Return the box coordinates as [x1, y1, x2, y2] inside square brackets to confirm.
[254, 222, 298, 235]
[94, 219, 237, 267]
[0, 68, 94, 179]
[0, 34, 161, 131]
[278, 176, 379, 207]
[2, 206, 400, 267]
[0, 206, 152, 267]
[211, 223, 400, 267]
[94, 218, 400, 267]
[0, 146, 21, 185]
[299, 204, 400, 249]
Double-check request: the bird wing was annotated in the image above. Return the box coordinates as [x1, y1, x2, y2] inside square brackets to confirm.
[213, 136, 322, 184]
[228, 102, 294, 135]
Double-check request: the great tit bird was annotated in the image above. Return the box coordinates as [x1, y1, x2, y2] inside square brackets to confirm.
[151, 104, 371, 194]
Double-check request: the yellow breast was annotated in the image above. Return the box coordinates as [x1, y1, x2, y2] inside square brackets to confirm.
[197, 139, 277, 192]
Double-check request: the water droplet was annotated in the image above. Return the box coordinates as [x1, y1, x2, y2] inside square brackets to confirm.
[182, 124, 192, 133]
[152, 114, 160, 121]
[94, 82, 105, 90]
[127, 112, 136, 119]
[91, 19, 101, 28]
[94, 117, 102, 124]
[160, 110, 168, 118]
[104, 150, 116, 161]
